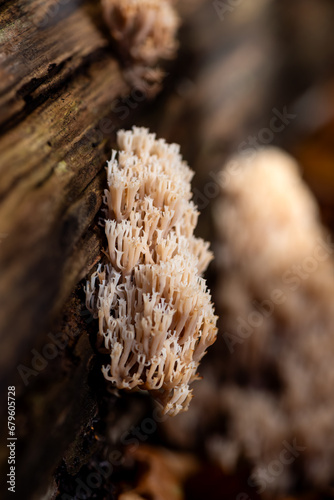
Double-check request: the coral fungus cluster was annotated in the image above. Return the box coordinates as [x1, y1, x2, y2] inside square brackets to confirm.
[212, 148, 334, 490]
[86, 127, 217, 416]
[101, 0, 179, 66]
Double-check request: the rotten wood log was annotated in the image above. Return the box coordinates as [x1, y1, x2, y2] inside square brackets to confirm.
[0, 0, 126, 387]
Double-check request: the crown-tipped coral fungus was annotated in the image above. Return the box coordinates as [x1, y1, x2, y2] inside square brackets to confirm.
[86, 127, 217, 416]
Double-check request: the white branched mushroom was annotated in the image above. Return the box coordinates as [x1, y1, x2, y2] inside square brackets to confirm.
[86, 127, 217, 416]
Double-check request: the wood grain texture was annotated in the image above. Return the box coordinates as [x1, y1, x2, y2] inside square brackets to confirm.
[0, 0, 126, 390]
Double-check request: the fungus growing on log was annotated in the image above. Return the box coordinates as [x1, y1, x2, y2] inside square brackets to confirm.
[86, 127, 217, 416]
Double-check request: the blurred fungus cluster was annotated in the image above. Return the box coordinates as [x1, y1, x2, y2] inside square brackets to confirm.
[101, 0, 180, 92]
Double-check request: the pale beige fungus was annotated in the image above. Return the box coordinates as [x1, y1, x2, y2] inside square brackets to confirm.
[86, 127, 217, 416]
[212, 147, 334, 491]
[101, 0, 180, 65]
